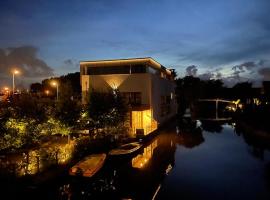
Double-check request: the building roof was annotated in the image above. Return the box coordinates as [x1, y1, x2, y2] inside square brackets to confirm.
[80, 57, 172, 75]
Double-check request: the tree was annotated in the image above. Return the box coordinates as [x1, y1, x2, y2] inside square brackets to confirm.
[175, 76, 201, 115]
[87, 89, 128, 138]
[41, 72, 81, 99]
[232, 82, 253, 103]
[201, 79, 224, 98]
[53, 81, 81, 127]
[30, 82, 43, 93]
[10, 93, 47, 122]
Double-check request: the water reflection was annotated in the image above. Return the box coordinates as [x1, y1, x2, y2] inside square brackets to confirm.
[200, 120, 224, 133]
[234, 122, 270, 161]
[58, 129, 177, 200]
[176, 118, 204, 148]
[132, 139, 158, 169]
[5, 118, 270, 200]
[40, 119, 270, 200]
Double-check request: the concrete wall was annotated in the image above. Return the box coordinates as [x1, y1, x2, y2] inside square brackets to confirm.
[81, 73, 177, 127]
[82, 74, 151, 105]
[151, 74, 177, 126]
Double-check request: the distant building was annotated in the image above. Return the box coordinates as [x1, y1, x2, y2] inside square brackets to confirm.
[80, 57, 177, 136]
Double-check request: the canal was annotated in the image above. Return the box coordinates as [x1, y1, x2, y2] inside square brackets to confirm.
[5, 118, 270, 200]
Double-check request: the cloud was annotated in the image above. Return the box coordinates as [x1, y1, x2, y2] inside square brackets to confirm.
[0, 46, 54, 78]
[216, 72, 222, 79]
[186, 65, 198, 76]
[185, 60, 267, 87]
[53, 58, 79, 76]
[232, 61, 257, 73]
[198, 72, 215, 80]
[61, 58, 79, 70]
[64, 59, 74, 66]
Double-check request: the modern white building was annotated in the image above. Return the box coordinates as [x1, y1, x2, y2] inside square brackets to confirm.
[80, 57, 177, 136]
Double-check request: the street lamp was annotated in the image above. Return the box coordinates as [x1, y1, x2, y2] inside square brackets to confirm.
[12, 70, 20, 95]
[51, 81, 59, 101]
[3, 87, 9, 96]
[45, 90, 50, 96]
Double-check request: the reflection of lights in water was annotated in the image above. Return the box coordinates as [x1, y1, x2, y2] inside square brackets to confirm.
[152, 184, 161, 200]
[165, 164, 173, 175]
[196, 120, 202, 127]
[132, 139, 157, 169]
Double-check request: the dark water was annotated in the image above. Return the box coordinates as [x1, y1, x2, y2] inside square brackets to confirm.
[4, 118, 270, 200]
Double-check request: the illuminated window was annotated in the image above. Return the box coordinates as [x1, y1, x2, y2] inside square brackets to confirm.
[131, 109, 157, 136]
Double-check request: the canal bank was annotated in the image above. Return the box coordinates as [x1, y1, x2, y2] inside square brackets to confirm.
[2, 118, 270, 200]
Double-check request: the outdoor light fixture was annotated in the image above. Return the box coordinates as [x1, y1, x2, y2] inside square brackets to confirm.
[3, 87, 9, 95]
[51, 81, 59, 101]
[12, 69, 20, 95]
[45, 90, 50, 96]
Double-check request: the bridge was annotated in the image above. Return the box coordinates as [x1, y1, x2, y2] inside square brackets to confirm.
[197, 98, 239, 119]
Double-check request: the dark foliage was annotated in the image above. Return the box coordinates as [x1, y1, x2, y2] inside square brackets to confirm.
[87, 89, 128, 132]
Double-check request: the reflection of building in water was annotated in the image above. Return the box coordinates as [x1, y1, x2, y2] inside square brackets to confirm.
[132, 139, 158, 168]
[61, 133, 177, 200]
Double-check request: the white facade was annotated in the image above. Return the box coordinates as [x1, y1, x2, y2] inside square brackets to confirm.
[80, 57, 177, 136]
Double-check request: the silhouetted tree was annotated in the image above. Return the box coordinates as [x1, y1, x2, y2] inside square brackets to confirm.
[232, 82, 253, 104]
[10, 93, 48, 122]
[201, 79, 224, 98]
[200, 120, 223, 133]
[30, 82, 43, 93]
[175, 76, 201, 115]
[41, 72, 81, 99]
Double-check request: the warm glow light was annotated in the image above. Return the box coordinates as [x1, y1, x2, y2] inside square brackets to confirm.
[132, 139, 157, 169]
[14, 70, 19, 74]
[80, 57, 172, 76]
[131, 109, 157, 136]
[102, 76, 127, 89]
[165, 164, 173, 175]
[51, 81, 57, 86]
[45, 90, 50, 95]
[4, 87, 9, 91]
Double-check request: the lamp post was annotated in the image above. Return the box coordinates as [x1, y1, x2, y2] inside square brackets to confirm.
[12, 70, 19, 95]
[51, 81, 59, 101]
[45, 90, 50, 96]
[3, 87, 9, 96]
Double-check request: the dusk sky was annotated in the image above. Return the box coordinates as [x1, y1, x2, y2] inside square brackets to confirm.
[0, 0, 270, 87]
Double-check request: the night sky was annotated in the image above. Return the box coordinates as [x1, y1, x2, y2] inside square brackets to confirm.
[0, 0, 270, 87]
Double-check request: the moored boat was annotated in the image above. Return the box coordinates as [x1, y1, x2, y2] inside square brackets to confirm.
[69, 153, 106, 177]
[109, 142, 142, 156]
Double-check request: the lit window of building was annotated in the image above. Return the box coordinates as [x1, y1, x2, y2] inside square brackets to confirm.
[80, 57, 177, 136]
